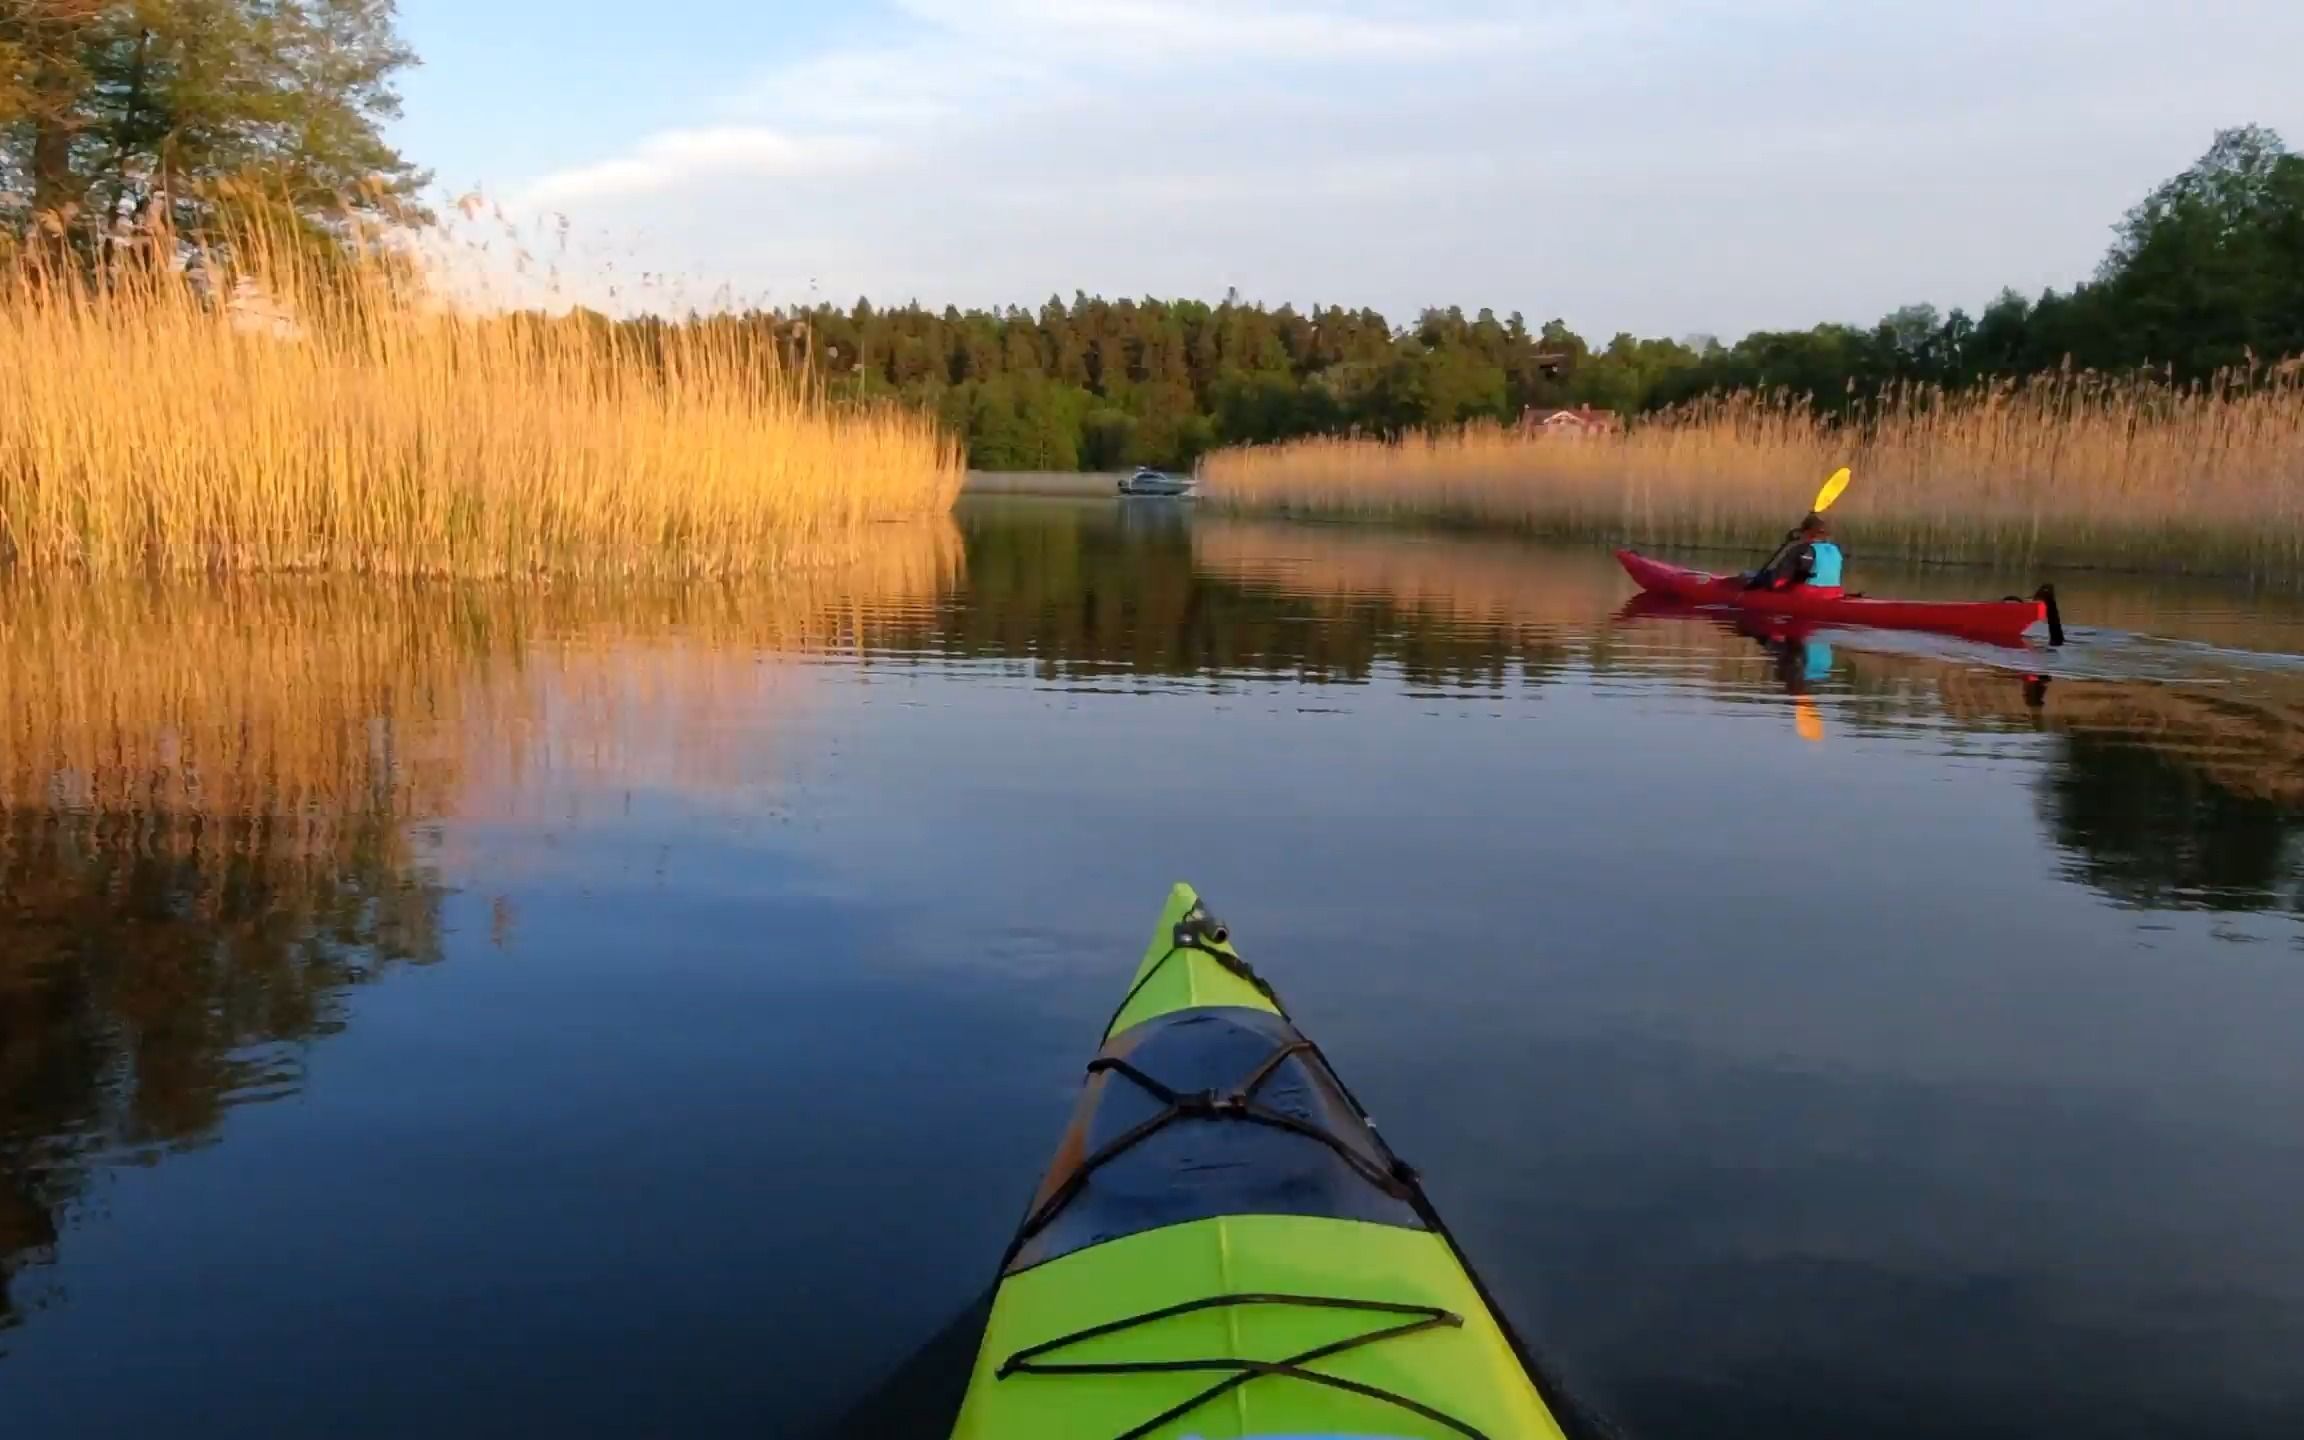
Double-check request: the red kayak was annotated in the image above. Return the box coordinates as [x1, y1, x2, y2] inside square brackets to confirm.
[1615, 549, 2058, 644]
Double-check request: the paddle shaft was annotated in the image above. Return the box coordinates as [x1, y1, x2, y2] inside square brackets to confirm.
[1749, 519, 1831, 587]
[1750, 528, 1805, 586]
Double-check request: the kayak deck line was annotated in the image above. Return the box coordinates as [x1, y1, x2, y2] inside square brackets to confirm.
[996, 1292, 1490, 1440]
[1001, 1002, 1430, 1275]
[999, 1024, 1419, 1273]
[949, 883, 1594, 1440]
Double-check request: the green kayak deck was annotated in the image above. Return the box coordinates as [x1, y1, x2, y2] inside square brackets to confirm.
[948, 883, 1582, 1439]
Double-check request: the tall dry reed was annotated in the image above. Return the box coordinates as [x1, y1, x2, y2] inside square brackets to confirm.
[0, 221, 962, 578]
[1201, 375, 2304, 578]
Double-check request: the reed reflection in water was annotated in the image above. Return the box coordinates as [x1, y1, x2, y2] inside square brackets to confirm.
[0, 519, 962, 1335]
[5, 500, 2304, 1439]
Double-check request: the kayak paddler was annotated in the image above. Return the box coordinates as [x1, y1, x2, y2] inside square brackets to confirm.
[1744, 511, 1845, 594]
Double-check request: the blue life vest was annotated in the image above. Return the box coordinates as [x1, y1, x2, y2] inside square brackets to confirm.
[1807, 540, 1844, 587]
[1804, 639, 1834, 682]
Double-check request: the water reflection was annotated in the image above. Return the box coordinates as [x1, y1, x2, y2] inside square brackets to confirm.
[2041, 724, 2304, 912]
[5, 500, 2304, 1437]
[953, 503, 2304, 922]
[0, 521, 962, 1336]
[920, 501, 1592, 687]
[0, 803, 446, 1332]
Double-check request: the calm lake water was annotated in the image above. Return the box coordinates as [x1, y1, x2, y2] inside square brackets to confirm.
[6, 497, 2304, 1438]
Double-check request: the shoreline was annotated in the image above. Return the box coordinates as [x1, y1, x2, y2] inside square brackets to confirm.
[961, 469, 1135, 497]
[953, 482, 2286, 585]
[1187, 503, 2291, 582]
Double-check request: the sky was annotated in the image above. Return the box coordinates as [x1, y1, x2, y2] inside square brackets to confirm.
[390, 0, 2304, 339]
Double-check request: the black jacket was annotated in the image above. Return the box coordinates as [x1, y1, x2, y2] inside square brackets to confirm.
[1750, 535, 1844, 588]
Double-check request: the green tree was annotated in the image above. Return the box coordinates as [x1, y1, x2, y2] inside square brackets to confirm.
[1015, 380, 1089, 469]
[1210, 370, 1315, 445]
[963, 379, 1035, 469]
[1080, 407, 1137, 470]
[1573, 332, 1701, 414]
[613, 123, 2304, 471]
[2095, 124, 2304, 375]
[2, 0, 429, 259]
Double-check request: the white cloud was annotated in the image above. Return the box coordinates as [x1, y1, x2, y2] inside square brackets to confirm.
[718, 0, 1536, 135]
[491, 0, 2304, 336]
[890, 0, 1529, 60]
[727, 41, 1040, 131]
[517, 126, 890, 208]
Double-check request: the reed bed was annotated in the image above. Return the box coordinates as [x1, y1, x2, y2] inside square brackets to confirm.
[0, 223, 962, 579]
[1201, 374, 2304, 579]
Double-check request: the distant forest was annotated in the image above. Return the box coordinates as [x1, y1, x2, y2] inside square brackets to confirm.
[5, 13, 2297, 478]
[736, 125, 2304, 471]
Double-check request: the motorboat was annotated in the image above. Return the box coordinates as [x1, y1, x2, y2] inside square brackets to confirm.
[1116, 466, 1195, 497]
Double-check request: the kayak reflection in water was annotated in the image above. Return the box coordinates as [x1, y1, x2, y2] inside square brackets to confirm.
[1743, 511, 1845, 594]
[1780, 635, 1834, 692]
[1734, 617, 1834, 694]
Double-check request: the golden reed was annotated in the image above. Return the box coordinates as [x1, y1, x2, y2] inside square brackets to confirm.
[0, 217, 961, 579]
[1201, 374, 2304, 579]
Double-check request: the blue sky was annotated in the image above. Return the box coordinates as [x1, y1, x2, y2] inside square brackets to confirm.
[390, 0, 2304, 338]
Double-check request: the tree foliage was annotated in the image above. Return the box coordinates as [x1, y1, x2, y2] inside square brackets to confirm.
[8, 11, 2294, 482]
[0, 0, 427, 259]
[760, 294, 1591, 471]
[718, 127, 2304, 470]
[1649, 126, 2304, 405]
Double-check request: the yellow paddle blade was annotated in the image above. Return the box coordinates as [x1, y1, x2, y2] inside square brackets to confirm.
[1795, 696, 1825, 744]
[1813, 467, 1853, 513]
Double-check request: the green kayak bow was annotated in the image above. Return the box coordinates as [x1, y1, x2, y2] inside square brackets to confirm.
[947, 883, 1589, 1439]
